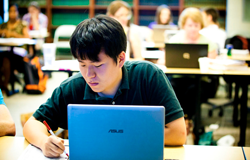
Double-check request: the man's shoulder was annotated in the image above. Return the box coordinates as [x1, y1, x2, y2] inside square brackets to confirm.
[124, 61, 161, 75]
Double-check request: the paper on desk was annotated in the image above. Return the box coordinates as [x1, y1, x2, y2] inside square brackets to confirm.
[18, 144, 69, 160]
[220, 49, 249, 55]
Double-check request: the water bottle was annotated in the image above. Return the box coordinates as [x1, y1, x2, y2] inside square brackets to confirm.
[226, 44, 233, 56]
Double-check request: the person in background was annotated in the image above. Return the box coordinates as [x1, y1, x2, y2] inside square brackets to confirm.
[146, 4, 176, 43]
[23, 1, 48, 52]
[200, 8, 227, 51]
[107, 1, 143, 60]
[22, 1, 48, 31]
[23, 15, 186, 158]
[158, 8, 218, 136]
[169, 7, 217, 58]
[0, 89, 16, 136]
[0, 4, 29, 38]
[148, 4, 175, 29]
[0, 4, 30, 96]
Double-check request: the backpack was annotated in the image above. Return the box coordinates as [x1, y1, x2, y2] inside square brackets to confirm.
[23, 56, 48, 94]
[225, 35, 250, 50]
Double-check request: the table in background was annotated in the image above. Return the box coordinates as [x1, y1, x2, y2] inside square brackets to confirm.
[0, 38, 37, 94]
[42, 60, 250, 146]
[0, 136, 246, 160]
[243, 147, 250, 159]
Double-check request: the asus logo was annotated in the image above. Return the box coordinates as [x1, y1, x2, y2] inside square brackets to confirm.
[108, 129, 123, 133]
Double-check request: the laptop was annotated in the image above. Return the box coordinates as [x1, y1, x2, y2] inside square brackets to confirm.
[68, 104, 165, 160]
[165, 43, 208, 68]
[152, 25, 179, 43]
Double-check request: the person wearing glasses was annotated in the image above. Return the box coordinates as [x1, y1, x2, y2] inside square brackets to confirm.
[107, 1, 143, 60]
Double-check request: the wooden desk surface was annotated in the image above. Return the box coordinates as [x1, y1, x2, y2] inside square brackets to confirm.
[0, 38, 36, 46]
[0, 136, 29, 160]
[0, 136, 246, 160]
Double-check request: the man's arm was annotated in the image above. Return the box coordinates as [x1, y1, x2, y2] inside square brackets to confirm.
[23, 116, 65, 157]
[0, 104, 16, 136]
[164, 117, 186, 146]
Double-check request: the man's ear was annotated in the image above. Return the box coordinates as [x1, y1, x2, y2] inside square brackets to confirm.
[117, 51, 126, 68]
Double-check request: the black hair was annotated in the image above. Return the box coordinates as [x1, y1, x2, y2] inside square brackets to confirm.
[204, 8, 219, 23]
[70, 15, 127, 64]
[9, 3, 19, 10]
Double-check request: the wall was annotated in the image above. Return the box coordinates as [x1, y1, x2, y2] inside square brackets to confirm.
[227, 0, 250, 38]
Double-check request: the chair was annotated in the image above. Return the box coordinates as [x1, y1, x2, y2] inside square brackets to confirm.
[53, 25, 76, 59]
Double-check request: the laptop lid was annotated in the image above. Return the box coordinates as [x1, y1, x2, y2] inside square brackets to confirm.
[152, 25, 178, 43]
[165, 43, 208, 68]
[68, 104, 165, 160]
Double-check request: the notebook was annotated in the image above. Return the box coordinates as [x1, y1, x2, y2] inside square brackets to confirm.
[165, 43, 208, 68]
[67, 104, 165, 160]
[152, 25, 179, 43]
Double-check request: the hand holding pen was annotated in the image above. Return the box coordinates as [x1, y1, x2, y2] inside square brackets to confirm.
[43, 120, 69, 158]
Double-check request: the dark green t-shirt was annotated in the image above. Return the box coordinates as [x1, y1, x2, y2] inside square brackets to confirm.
[33, 61, 183, 131]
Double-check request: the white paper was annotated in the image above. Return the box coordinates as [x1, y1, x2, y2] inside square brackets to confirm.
[18, 144, 69, 160]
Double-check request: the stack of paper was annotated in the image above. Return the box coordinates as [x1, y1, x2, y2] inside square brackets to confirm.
[209, 59, 248, 71]
[220, 49, 249, 55]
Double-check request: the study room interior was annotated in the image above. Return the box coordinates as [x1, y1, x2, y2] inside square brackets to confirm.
[0, 0, 250, 159]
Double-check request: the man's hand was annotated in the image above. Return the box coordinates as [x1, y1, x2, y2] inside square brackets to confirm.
[41, 135, 65, 157]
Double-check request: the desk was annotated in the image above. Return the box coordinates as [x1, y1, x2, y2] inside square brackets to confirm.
[0, 136, 246, 160]
[41, 61, 249, 146]
[243, 147, 250, 159]
[0, 38, 36, 46]
[164, 67, 250, 146]
[0, 38, 37, 94]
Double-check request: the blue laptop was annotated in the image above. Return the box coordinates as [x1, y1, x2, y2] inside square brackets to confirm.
[68, 104, 165, 160]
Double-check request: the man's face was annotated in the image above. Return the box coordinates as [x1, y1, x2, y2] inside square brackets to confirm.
[78, 51, 124, 95]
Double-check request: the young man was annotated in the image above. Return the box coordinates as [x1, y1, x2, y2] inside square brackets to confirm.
[0, 89, 16, 136]
[23, 15, 186, 158]
[200, 8, 227, 50]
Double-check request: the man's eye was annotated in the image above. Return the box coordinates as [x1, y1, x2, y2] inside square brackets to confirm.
[81, 65, 86, 67]
[96, 64, 103, 68]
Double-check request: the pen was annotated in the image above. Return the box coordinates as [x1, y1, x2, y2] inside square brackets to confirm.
[43, 120, 69, 158]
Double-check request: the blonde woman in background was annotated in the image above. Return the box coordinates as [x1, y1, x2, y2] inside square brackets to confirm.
[159, 8, 219, 135]
[169, 7, 217, 58]
[107, 1, 143, 60]
[157, 7, 217, 65]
